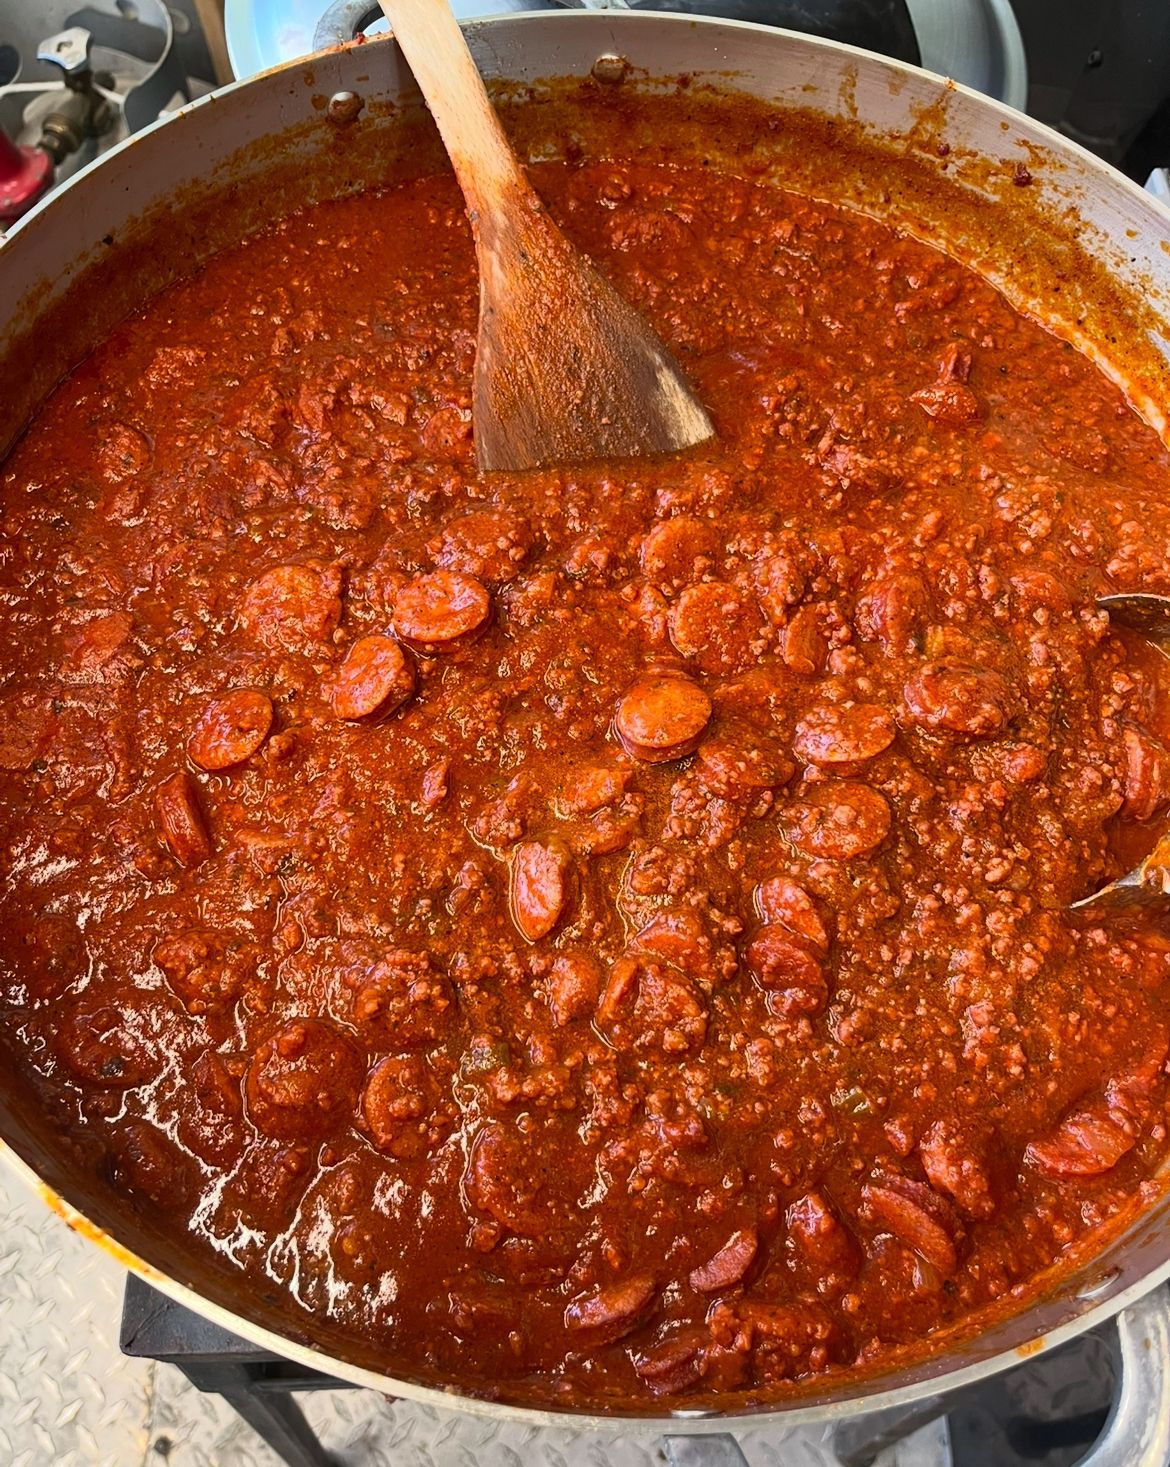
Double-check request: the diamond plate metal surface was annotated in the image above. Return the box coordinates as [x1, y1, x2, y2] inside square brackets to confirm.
[0, 1166, 152, 1467]
[0, 1160, 945, 1467]
[149, 1376, 943, 1467]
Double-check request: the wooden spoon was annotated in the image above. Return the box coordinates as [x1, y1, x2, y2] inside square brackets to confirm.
[377, 0, 715, 472]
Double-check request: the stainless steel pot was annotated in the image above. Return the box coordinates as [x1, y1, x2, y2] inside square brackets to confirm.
[4, 13, 1170, 1455]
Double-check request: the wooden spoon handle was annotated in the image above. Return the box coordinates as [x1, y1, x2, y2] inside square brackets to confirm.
[377, 0, 531, 221]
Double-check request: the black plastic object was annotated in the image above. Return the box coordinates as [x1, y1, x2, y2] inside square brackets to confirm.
[120, 1273, 345, 1467]
[627, 0, 920, 66]
[1013, 0, 1170, 174]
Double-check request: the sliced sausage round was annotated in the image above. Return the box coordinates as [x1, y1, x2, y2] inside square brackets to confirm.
[58, 1004, 159, 1089]
[510, 837, 573, 942]
[782, 605, 827, 676]
[564, 1275, 656, 1338]
[548, 951, 603, 1026]
[639, 516, 719, 590]
[668, 581, 766, 675]
[1024, 1102, 1136, 1178]
[615, 673, 712, 763]
[329, 635, 415, 720]
[361, 1055, 448, 1159]
[239, 561, 342, 653]
[1122, 726, 1170, 822]
[779, 781, 891, 859]
[745, 925, 828, 1018]
[694, 732, 793, 800]
[634, 1329, 708, 1396]
[466, 1120, 571, 1235]
[919, 1118, 997, 1219]
[245, 1018, 362, 1141]
[793, 703, 895, 768]
[392, 570, 490, 651]
[430, 508, 532, 584]
[755, 877, 830, 954]
[786, 1192, 859, 1275]
[689, 1228, 758, 1293]
[903, 660, 1010, 737]
[188, 690, 273, 770]
[155, 772, 213, 867]
[632, 908, 710, 975]
[1027, 1046, 1170, 1177]
[862, 1175, 962, 1278]
[856, 573, 926, 654]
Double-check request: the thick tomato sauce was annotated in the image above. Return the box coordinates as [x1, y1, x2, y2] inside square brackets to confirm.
[3, 159, 1170, 1407]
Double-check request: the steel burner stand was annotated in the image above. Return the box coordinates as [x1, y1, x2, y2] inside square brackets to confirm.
[120, 1273, 345, 1467]
[119, 1275, 1170, 1467]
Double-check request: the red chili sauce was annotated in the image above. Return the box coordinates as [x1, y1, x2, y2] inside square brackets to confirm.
[3, 159, 1170, 1408]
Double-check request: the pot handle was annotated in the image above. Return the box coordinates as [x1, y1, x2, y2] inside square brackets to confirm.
[661, 1435, 748, 1467]
[660, 1288, 1170, 1467]
[1074, 1285, 1170, 1467]
[314, 0, 384, 51]
[312, 0, 632, 50]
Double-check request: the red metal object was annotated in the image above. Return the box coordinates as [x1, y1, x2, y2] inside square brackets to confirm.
[0, 128, 53, 227]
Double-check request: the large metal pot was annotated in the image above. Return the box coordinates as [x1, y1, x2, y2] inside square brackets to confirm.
[4, 13, 1170, 1453]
